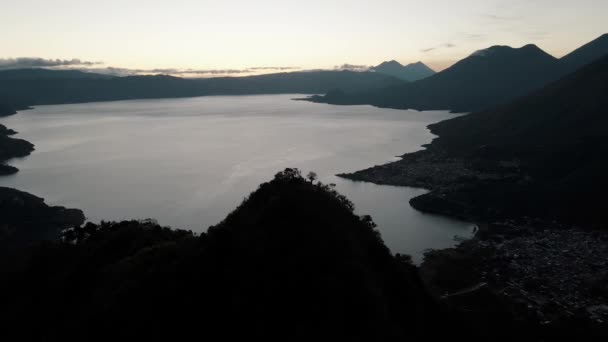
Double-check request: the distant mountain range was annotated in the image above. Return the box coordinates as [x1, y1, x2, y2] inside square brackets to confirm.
[1, 34, 606, 115]
[0, 68, 113, 81]
[0, 70, 405, 110]
[371, 60, 435, 81]
[315, 34, 608, 112]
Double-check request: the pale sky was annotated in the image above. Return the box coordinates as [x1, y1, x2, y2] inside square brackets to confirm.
[1, 0, 607, 74]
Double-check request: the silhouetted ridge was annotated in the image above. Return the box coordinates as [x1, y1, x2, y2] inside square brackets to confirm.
[0, 169, 444, 341]
[560, 33, 608, 71]
[430, 55, 608, 153]
[314, 34, 608, 112]
[376, 60, 402, 67]
[0, 68, 113, 81]
[320, 42, 560, 112]
[341, 55, 608, 225]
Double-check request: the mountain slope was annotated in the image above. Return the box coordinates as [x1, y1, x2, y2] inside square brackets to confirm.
[372, 60, 435, 81]
[0, 103, 16, 116]
[430, 54, 608, 156]
[322, 44, 561, 112]
[317, 34, 608, 112]
[341, 55, 608, 225]
[560, 33, 608, 72]
[0, 169, 446, 341]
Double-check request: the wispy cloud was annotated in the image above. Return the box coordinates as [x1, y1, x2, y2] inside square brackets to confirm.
[0, 57, 101, 69]
[249, 67, 299, 71]
[421, 43, 456, 53]
[103, 66, 301, 77]
[333, 63, 370, 72]
[0, 59, 301, 77]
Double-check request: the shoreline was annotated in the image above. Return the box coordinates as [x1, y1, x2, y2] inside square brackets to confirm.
[0, 122, 35, 175]
[0, 112, 85, 249]
[3, 100, 607, 333]
[337, 123, 608, 327]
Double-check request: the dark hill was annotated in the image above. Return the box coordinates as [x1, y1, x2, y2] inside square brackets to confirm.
[0, 169, 446, 341]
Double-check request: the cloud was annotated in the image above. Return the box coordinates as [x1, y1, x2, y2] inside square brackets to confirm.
[80, 66, 301, 78]
[421, 43, 456, 53]
[249, 66, 299, 71]
[0, 57, 101, 69]
[0, 57, 300, 77]
[154, 68, 252, 75]
[333, 64, 370, 72]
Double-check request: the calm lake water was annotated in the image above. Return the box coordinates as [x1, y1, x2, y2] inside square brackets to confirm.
[0, 94, 473, 262]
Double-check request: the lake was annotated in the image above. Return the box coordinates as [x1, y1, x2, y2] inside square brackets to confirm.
[0, 94, 473, 262]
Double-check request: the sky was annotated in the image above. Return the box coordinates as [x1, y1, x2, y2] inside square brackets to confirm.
[0, 0, 607, 76]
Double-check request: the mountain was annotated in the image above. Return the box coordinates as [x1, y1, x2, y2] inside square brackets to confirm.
[316, 34, 608, 113]
[198, 70, 405, 95]
[0, 69, 405, 109]
[0, 169, 451, 341]
[0, 103, 16, 116]
[372, 60, 435, 81]
[429, 55, 608, 156]
[341, 55, 608, 225]
[320, 44, 561, 112]
[560, 33, 608, 72]
[0, 68, 113, 81]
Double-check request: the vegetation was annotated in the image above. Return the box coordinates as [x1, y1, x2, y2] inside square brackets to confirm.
[0, 169, 449, 341]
